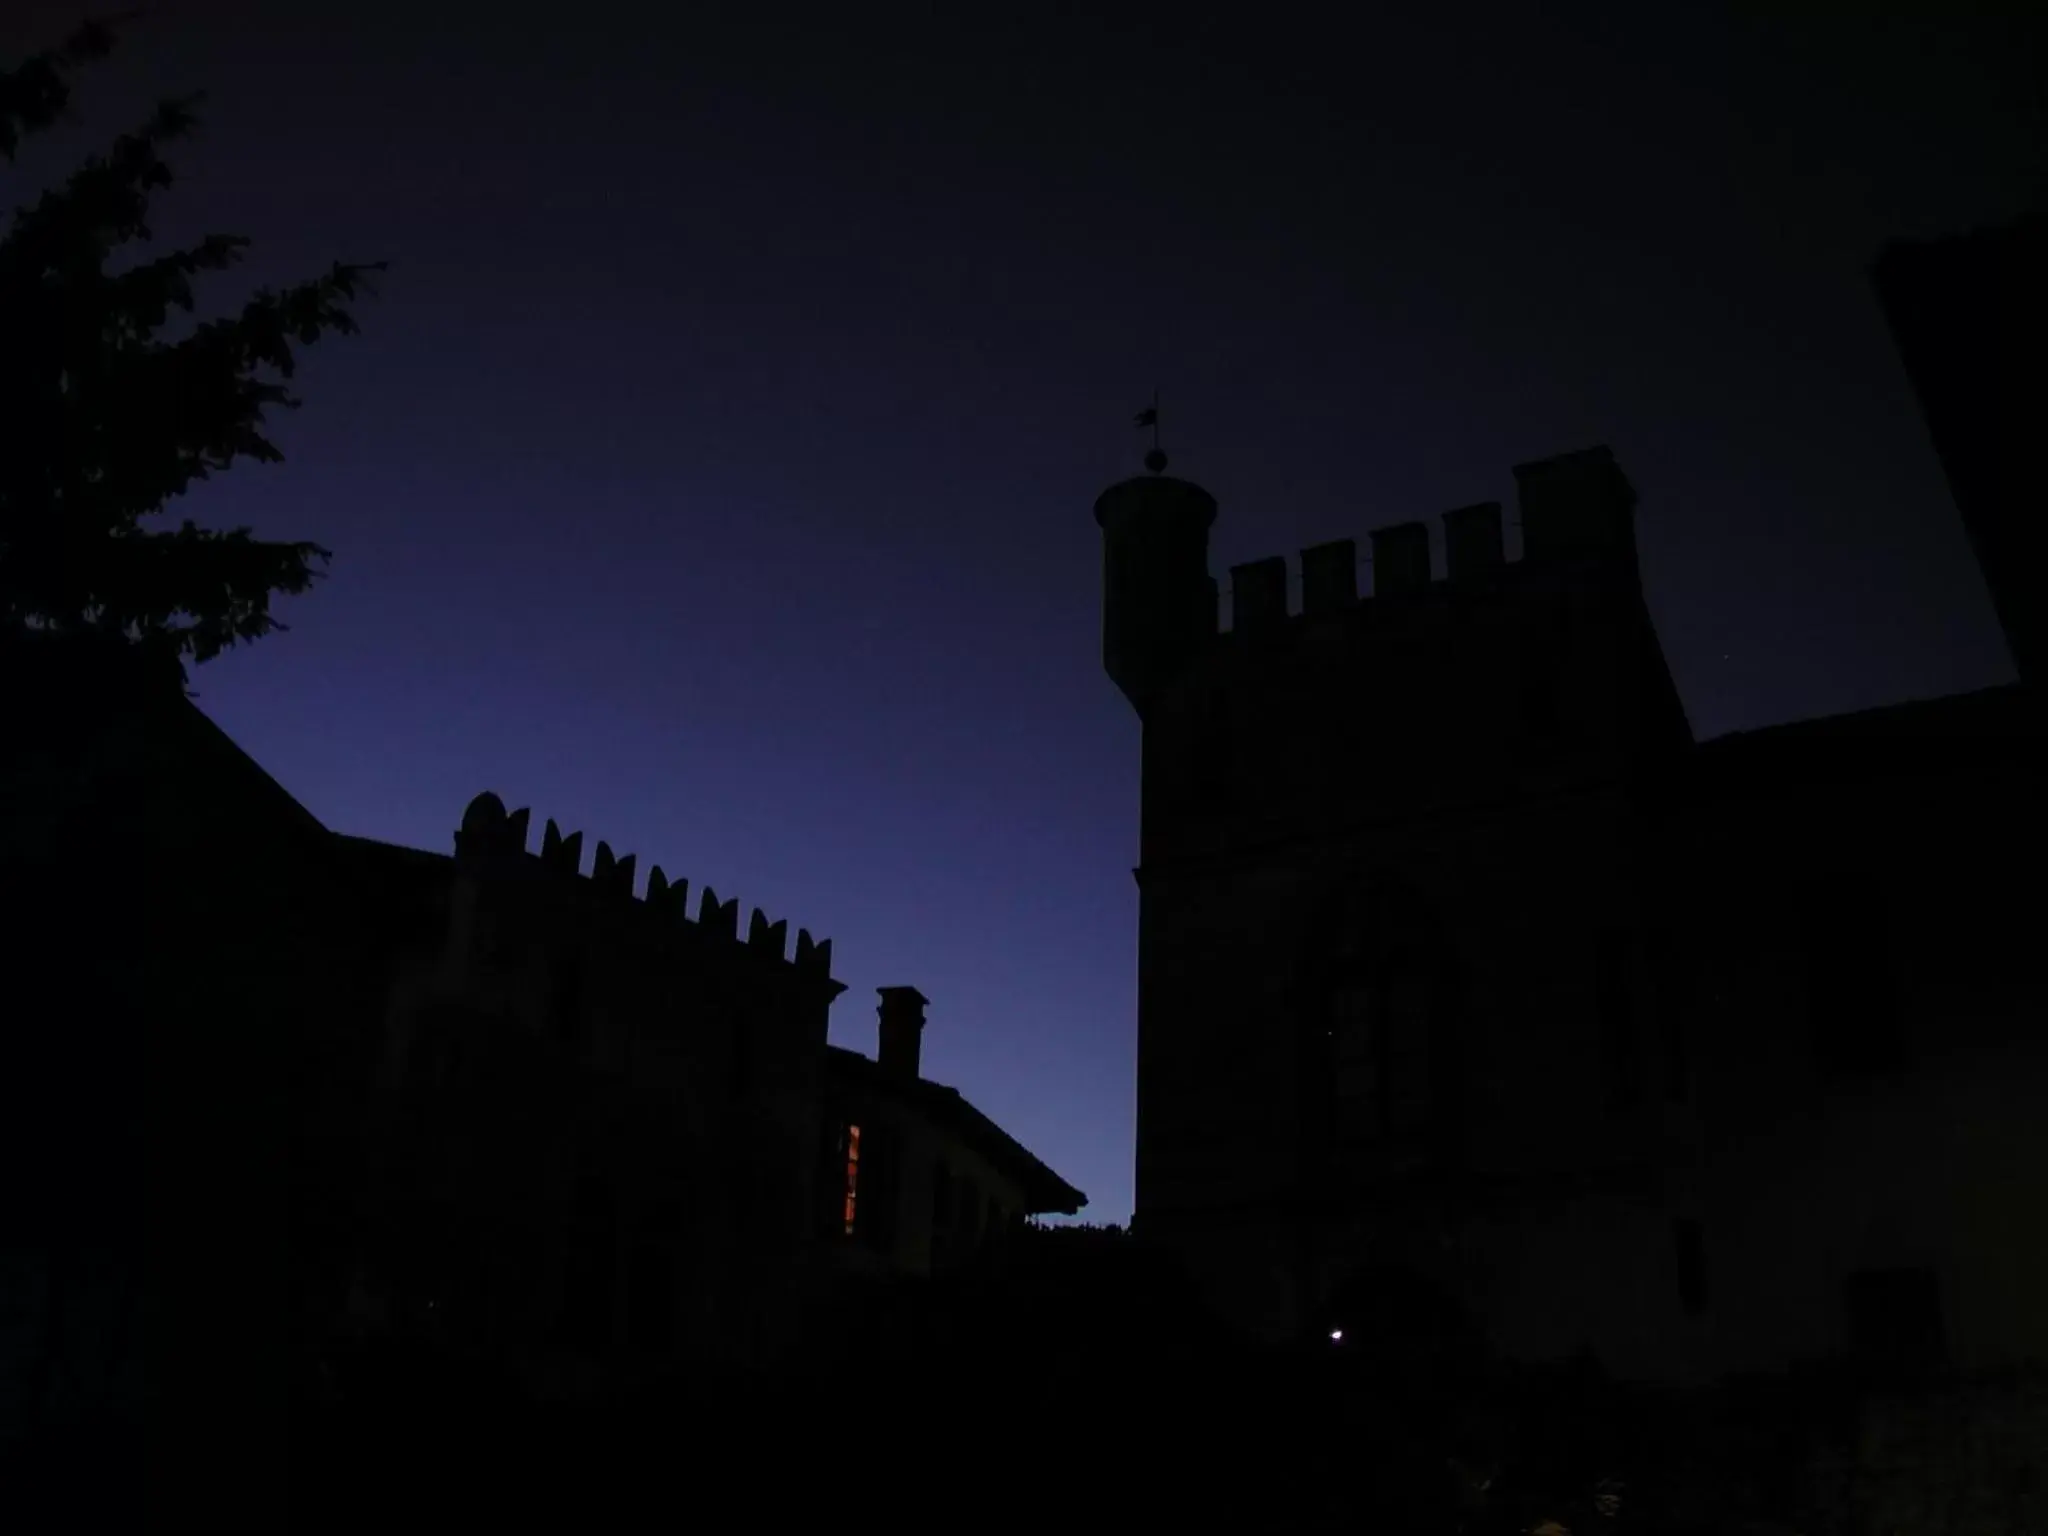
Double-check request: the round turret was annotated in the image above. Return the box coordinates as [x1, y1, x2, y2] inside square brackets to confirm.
[1094, 473, 1219, 715]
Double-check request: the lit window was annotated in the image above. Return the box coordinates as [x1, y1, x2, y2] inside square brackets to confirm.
[842, 1124, 861, 1236]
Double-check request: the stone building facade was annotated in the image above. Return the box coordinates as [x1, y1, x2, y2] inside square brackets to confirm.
[819, 986, 1085, 1283]
[1095, 441, 2048, 1385]
[1, 633, 391, 1509]
[3, 635, 1087, 1445]
[333, 799, 1087, 1392]
[334, 791, 847, 1392]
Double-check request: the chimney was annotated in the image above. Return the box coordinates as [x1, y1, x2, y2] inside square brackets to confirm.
[876, 986, 929, 1079]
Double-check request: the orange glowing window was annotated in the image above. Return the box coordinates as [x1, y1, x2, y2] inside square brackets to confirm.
[842, 1123, 861, 1235]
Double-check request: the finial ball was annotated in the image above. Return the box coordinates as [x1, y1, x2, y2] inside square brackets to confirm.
[1144, 448, 1169, 474]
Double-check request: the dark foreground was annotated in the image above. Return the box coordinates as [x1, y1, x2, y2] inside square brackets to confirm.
[9, 1239, 2043, 1534]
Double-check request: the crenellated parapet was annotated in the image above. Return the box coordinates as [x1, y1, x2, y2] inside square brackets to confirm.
[645, 864, 688, 916]
[591, 840, 635, 899]
[1219, 445, 1640, 633]
[451, 792, 842, 993]
[698, 886, 739, 941]
[539, 816, 582, 874]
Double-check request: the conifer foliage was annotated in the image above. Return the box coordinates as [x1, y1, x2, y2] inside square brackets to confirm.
[0, 19, 382, 677]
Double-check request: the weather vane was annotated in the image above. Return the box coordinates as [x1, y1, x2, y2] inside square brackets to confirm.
[1134, 389, 1167, 474]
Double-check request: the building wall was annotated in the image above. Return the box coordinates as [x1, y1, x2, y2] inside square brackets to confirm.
[1660, 714, 2048, 1382]
[819, 1076, 1029, 1280]
[1127, 460, 1684, 1346]
[1422, 697, 2048, 1387]
[1142, 697, 2048, 1380]
[0, 644, 386, 1513]
[350, 796, 843, 1389]
[1109, 455, 2048, 1384]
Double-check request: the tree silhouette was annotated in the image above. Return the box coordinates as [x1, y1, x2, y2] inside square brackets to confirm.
[0, 18, 383, 680]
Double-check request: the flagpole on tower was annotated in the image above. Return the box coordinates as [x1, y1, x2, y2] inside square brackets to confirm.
[1134, 389, 1168, 474]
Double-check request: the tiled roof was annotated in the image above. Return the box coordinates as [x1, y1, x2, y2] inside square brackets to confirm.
[825, 1044, 1086, 1217]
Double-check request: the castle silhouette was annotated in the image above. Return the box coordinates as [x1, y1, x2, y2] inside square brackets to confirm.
[1093, 216, 2046, 1384]
[1, 218, 2038, 1518]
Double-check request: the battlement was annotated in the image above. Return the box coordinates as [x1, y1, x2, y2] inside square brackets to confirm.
[1220, 446, 1639, 633]
[452, 791, 840, 990]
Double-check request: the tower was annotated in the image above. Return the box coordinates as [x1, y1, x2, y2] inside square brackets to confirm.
[1094, 469, 1219, 717]
[1095, 442, 1693, 1346]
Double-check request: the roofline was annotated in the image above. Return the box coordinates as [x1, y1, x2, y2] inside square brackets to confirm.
[332, 831, 454, 867]
[825, 1045, 1087, 1216]
[1693, 680, 2031, 753]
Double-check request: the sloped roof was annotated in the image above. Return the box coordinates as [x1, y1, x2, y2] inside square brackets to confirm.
[1, 630, 356, 882]
[1685, 682, 2039, 799]
[329, 833, 456, 932]
[825, 1044, 1086, 1217]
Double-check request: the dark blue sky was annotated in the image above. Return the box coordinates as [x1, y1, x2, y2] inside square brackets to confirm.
[12, 3, 2039, 1223]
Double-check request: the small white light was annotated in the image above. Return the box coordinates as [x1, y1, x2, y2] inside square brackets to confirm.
[1329, 1328, 1343, 1342]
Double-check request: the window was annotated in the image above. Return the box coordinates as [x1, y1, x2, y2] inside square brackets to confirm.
[1844, 1267, 1944, 1375]
[840, 1124, 861, 1236]
[1326, 962, 1433, 1139]
[1674, 1219, 1707, 1315]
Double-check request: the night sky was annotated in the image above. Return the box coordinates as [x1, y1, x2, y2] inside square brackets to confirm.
[12, 3, 2040, 1224]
